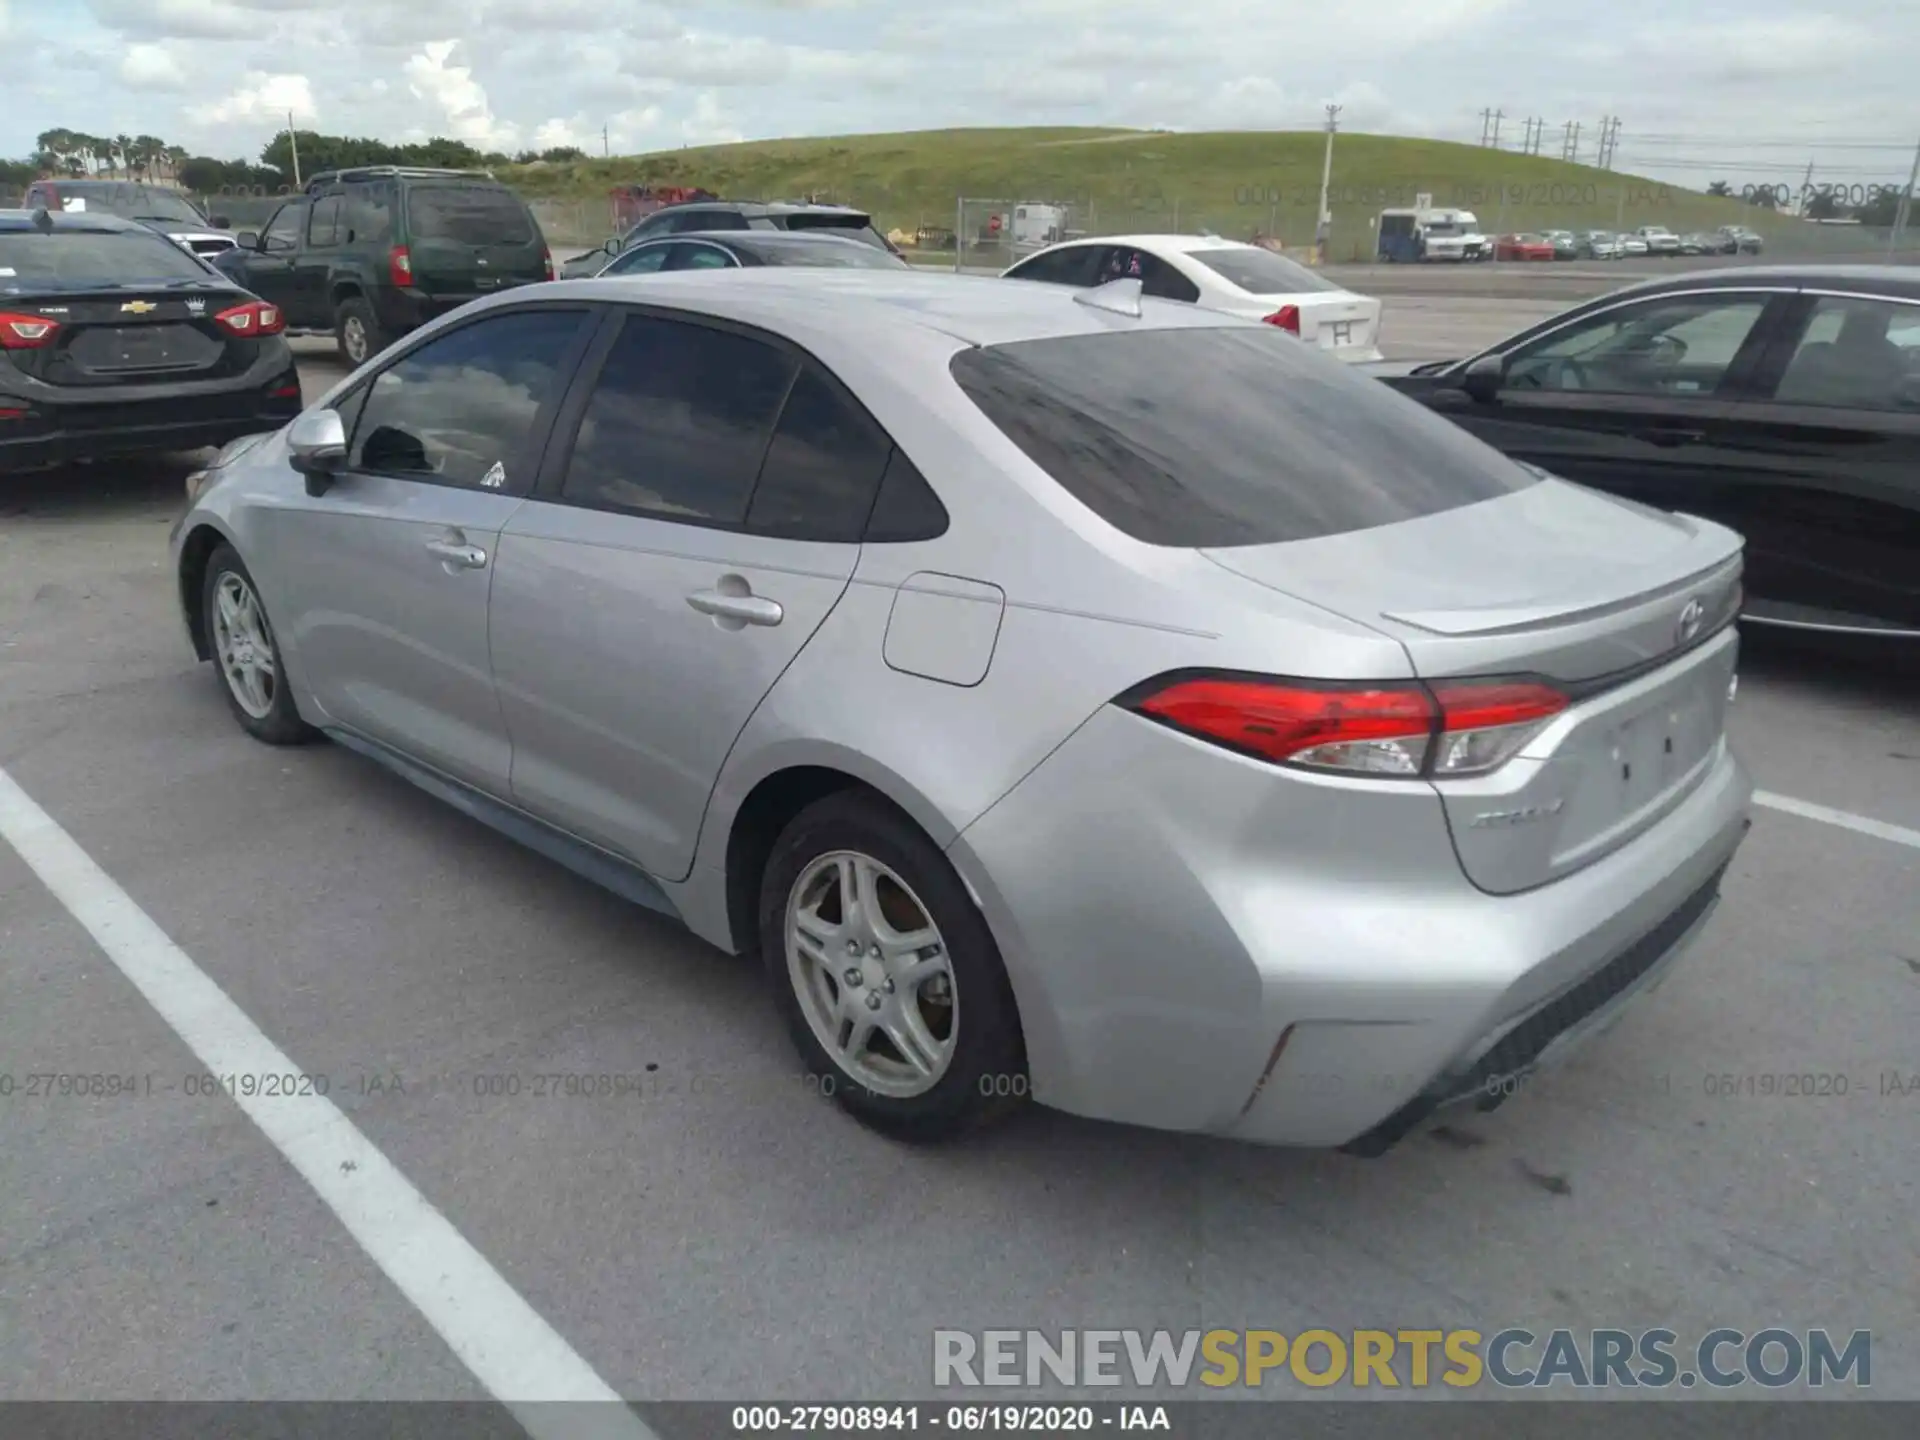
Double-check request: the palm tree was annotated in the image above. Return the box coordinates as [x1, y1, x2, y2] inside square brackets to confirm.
[1706, 180, 1731, 197]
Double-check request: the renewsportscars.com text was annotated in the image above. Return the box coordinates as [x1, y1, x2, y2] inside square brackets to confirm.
[933, 1328, 1871, 1391]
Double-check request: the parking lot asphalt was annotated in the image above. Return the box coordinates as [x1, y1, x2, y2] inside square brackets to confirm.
[1, 284, 1917, 1414]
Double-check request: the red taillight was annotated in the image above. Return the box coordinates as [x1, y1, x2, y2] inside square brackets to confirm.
[0, 311, 61, 349]
[542, 247, 555, 281]
[389, 245, 413, 286]
[1262, 305, 1300, 334]
[269, 384, 300, 398]
[1122, 675, 1569, 779]
[213, 300, 284, 337]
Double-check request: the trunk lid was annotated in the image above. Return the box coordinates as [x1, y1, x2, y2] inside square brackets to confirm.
[5, 284, 254, 388]
[1204, 480, 1744, 893]
[1285, 293, 1381, 360]
[402, 184, 548, 297]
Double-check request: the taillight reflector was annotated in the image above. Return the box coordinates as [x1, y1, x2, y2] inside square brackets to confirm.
[0, 311, 60, 349]
[390, 245, 413, 286]
[542, 247, 555, 281]
[1262, 305, 1301, 334]
[1123, 674, 1569, 779]
[213, 300, 285, 337]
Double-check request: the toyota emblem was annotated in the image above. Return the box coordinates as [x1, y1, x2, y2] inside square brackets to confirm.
[1676, 597, 1706, 645]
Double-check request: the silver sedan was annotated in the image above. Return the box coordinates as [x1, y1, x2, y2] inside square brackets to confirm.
[169, 269, 1753, 1152]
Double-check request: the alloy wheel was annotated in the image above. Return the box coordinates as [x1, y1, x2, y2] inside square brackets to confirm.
[785, 850, 958, 1098]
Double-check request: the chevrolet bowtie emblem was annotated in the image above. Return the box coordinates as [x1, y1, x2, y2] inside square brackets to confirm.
[120, 300, 158, 314]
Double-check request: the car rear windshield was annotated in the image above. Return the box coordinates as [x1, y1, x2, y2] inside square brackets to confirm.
[949, 327, 1539, 548]
[777, 213, 888, 249]
[1186, 247, 1340, 295]
[0, 229, 212, 286]
[752, 239, 905, 269]
[405, 185, 536, 245]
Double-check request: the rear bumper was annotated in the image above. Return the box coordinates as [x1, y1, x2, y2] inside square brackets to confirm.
[0, 381, 301, 473]
[947, 704, 1753, 1151]
[376, 283, 543, 333]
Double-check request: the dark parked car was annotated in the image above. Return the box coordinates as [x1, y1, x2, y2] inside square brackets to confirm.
[560, 200, 897, 279]
[0, 208, 301, 474]
[20, 178, 237, 258]
[586, 230, 913, 277]
[213, 166, 552, 366]
[1361, 265, 1920, 640]
[1716, 226, 1764, 255]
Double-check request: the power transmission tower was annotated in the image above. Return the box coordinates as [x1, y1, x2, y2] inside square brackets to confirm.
[1594, 116, 1622, 169]
[1521, 118, 1535, 154]
[1890, 134, 1920, 258]
[1562, 120, 1580, 162]
[1490, 109, 1505, 149]
[1479, 108, 1504, 147]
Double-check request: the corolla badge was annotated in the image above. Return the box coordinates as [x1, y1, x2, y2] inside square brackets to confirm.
[1469, 798, 1566, 829]
[1676, 597, 1707, 645]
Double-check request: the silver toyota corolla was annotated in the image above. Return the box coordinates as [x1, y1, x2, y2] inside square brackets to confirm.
[169, 269, 1753, 1153]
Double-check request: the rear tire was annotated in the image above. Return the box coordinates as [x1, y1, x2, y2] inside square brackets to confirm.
[202, 543, 317, 746]
[334, 296, 387, 368]
[759, 792, 1027, 1142]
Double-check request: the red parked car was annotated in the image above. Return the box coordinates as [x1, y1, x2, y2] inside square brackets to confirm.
[1494, 233, 1557, 261]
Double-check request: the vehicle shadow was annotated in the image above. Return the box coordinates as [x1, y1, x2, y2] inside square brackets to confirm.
[1739, 626, 1920, 712]
[0, 454, 200, 523]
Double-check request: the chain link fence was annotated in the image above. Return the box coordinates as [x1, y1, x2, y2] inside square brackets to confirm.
[10, 174, 1914, 266]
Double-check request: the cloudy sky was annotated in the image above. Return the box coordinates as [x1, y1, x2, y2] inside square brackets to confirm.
[0, 0, 1912, 191]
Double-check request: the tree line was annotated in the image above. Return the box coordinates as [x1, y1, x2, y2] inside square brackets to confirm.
[1704, 178, 1906, 226]
[1, 127, 590, 195]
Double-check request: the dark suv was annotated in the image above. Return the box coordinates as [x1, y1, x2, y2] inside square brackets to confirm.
[213, 166, 552, 366]
[559, 201, 895, 278]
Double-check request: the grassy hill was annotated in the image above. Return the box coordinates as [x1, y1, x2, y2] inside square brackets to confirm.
[504, 126, 1804, 255]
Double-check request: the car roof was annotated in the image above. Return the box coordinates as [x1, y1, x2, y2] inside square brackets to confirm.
[0, 207, 150, 234]
[632, 229, 883, 249]
[559, 267, 1254, 348]
[1609, 263, 1920, 299]
[652, 200, 871, 218]
[1033, 233, 1263, 256]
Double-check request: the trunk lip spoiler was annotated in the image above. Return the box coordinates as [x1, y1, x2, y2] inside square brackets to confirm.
[1377, 551, 1744, 638]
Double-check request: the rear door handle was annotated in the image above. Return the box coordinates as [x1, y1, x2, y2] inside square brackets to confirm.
[424, 538, 488, 569]
[1642, 426, 1706, 447]
[687, 589, 784, 626]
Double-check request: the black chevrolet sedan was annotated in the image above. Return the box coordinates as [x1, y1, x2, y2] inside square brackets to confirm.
[1, 208, 301, 474]
[1364, 265, 1920, 640]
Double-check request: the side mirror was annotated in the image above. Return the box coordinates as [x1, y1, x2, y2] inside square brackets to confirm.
[211, 215, 232, 230]
[236, 230, 260, 250]
[1462, 353, 1508, 403]
[287, 408, 348, 496]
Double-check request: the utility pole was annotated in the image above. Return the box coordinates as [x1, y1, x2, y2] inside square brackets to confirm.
[1595, 116, 1622, 170]
[1889, 134, 1920, 258]
[287, 112, 301, 187]
[1479, 108, 1495, 146]
[1314, 103, 1341, 262]
[602, 124, 610, 158]
[1798, 158, 1816, 214]
[1562, 120, 1580, 163]
[1489, 109, 1505, 149]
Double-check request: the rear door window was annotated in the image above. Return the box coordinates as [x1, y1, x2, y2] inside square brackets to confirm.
[558, 313, 796, 526]
[745, 366, 893, 542]
[1186, 247, 1339, 295]
[950, 327, 1539, 548]
[307, 189, 343, 248]
[404, 185, 535, 245]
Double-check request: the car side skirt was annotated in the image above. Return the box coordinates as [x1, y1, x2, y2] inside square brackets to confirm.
[323, 727, 685, 923]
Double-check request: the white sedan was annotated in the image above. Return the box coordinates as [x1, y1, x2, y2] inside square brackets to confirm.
[1000, 234, 1384, 362]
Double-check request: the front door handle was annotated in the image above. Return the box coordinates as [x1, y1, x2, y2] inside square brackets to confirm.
[687, 588, 783, 627]
[1642, 426, 1706, 448]
[424, 537, 488, 569]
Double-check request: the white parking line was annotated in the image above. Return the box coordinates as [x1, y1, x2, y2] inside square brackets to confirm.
[1754, 789, 1920, 851]
[0, 766, 657, 1440]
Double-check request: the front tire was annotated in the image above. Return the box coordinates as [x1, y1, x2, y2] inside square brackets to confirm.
[759, 792, 1027, 1142]
[202, 543, 316, 745]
